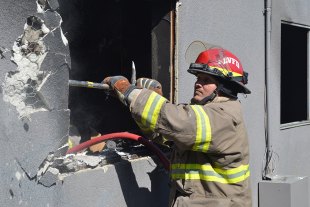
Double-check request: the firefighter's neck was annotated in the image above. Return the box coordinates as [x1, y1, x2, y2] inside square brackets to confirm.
[191, 91, 217, 105]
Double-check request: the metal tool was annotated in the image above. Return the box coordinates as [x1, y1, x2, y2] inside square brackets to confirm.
[69, 80, 110, 90]
[69, 61, 137, 90]
[131, 61, 136, 85]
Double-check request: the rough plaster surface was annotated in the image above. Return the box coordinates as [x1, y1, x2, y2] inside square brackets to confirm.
[2, 19, 49, 118]
[2, 14, 69, 118]
[0, 0, 70, 205]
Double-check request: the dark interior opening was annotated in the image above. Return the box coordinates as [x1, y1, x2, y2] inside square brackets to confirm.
[281, 23, 308, 124]
[59, 0, 175, 142]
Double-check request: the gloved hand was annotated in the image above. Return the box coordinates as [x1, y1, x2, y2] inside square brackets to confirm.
[103, 76, 136, 105]
[136, 78, 163, 96]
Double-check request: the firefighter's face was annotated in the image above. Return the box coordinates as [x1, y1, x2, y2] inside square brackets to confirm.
[192, 73, 218, 102]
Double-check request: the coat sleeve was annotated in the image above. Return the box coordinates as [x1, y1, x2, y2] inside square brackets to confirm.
[130, 89, 239, 153]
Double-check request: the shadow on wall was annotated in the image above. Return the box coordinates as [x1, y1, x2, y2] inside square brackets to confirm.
[58, 0, 174, 142]
[113, 157, 169, 207]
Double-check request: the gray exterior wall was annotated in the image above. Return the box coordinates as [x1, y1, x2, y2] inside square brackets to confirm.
[176, 0, 310, 206]
[268, 0, 310, 201]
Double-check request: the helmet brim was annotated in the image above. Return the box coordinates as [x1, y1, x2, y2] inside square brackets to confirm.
[187, 68, 251, 94]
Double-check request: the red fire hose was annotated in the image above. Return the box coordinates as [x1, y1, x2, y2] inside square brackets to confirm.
[66, 132, 170, 171]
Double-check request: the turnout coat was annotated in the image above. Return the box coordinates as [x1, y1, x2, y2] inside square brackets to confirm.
[130, 89, 252, 207]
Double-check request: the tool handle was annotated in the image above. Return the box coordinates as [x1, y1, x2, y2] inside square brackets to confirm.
[69, 80, 110, 90]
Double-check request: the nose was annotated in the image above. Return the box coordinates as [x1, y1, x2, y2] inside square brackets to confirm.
[194, 82, 202, 90]
[195, 80, 203, 87]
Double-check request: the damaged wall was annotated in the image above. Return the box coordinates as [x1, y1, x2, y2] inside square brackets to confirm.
[0, 0, 70, 205]
[0, 0, 169, 206]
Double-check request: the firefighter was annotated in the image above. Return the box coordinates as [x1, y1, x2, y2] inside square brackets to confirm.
[103, 42, 252, 207]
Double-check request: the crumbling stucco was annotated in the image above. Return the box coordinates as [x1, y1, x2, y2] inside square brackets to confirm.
[37, 0, 60, 13]
[2, 16, 49, 118]
[0, 13, 69, 119]
[1, 0, 70, 198]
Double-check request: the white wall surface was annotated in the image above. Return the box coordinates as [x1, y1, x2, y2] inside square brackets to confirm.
[176, 1, 265, 206]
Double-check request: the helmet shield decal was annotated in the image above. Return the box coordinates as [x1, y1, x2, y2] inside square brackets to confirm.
[185, 41, 219, 64]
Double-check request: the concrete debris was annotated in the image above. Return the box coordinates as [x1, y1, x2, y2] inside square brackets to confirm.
[46, 153, 55, 162]
[34, 138, 158, 188]
[23, 16, 49, 44]
[38, 167, 59, 187]
[52, 157, 65, 166]
[37, 159, 52, 178]
[37, 0, 51, 13]
[74, 155, 102, 168]
[37, 0, 59, 13]
[44, 147, 144, 173]
[49, 154, 83, 173]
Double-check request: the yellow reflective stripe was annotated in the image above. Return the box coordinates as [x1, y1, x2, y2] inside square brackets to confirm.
[172, 163, 249, 173]
[142, 92, 157, 125]
[141, 92, 166, 131]
[191, 106, 202, 150]
[150, 96, 165, 130]
[171, 163, 250, 184]
[87, 81, 94, 88]
[209, 66, 242, 77]
[190, 105, 211, 152]
[213, 164, 249, 175]
[171, 172, 250, 184]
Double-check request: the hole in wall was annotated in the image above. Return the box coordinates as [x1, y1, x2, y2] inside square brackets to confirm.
[58, 0, 175, 142]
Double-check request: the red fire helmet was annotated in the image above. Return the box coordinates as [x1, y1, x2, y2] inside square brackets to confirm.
[186, 41, 251, 94]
